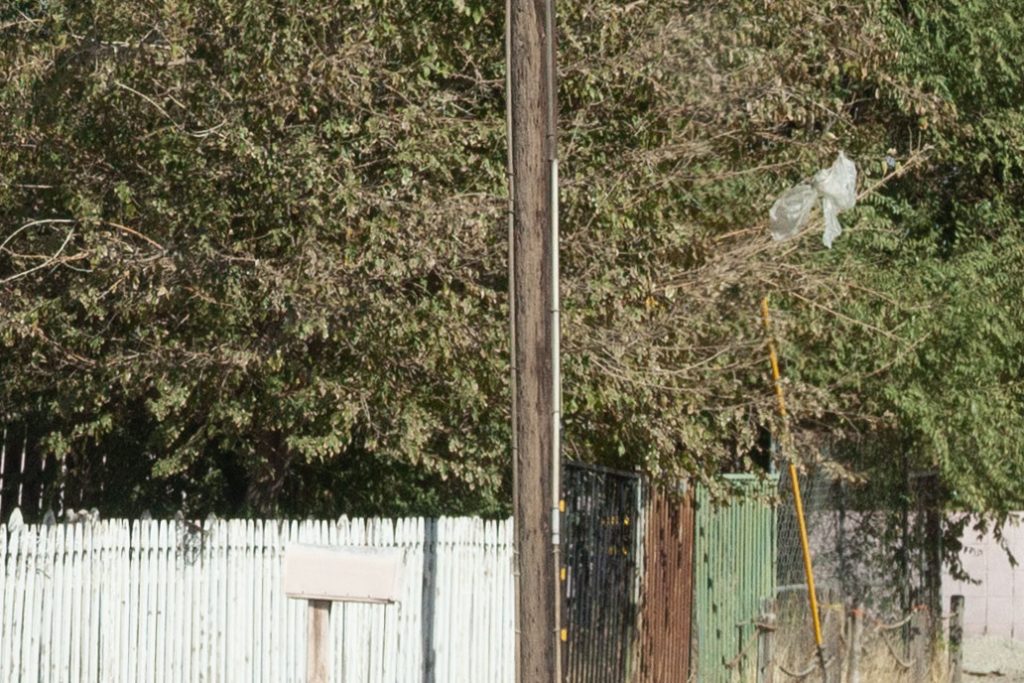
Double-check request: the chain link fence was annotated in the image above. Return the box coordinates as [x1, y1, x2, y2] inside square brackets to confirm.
[774, 460, 944, 680]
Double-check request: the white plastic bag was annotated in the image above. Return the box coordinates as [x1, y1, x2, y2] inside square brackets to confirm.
[769, 152, 857, 248]
[769, 183, 818, 242]
[814, 152, 857, 248]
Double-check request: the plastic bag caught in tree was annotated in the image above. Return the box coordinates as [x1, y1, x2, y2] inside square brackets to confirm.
[769, 152, 857, 248]
[814, 152, 857, 247]
[769, 183, 818, 242]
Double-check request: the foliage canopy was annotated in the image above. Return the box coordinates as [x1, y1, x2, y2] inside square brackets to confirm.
[1, 0, 1021, 517]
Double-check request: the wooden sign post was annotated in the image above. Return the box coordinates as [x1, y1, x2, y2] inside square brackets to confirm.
[282, 545, 402, 683]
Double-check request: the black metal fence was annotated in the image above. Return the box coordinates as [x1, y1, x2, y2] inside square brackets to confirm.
[562, 461, 643, 683]
[0, 424, 50, 522]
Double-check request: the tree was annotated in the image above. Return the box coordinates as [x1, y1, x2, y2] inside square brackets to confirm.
[1, 0, 513, 516]
[1, 0, 1022, 518]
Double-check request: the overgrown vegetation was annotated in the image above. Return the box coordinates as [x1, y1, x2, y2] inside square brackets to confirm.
[1, 1, 1021, 517]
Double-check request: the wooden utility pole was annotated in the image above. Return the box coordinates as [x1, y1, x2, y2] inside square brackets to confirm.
[508, 1, 559, 682]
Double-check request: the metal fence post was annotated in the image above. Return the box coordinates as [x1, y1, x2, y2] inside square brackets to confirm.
[846, 602, 862, 683]
[911, 606, 929, 683]
[949, 595, 964, 683]
[757, 599, 776, 683]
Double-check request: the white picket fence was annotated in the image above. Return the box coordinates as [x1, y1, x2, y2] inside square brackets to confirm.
[0, 515, 515, 682]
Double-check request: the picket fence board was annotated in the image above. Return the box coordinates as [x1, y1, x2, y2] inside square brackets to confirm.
[0, 514, 514, 682]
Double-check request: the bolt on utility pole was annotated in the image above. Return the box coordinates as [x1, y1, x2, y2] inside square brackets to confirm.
[507, 1, 561, 682]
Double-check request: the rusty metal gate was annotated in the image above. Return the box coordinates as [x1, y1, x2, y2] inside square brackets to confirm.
[563, 461, 643, 683]
[633, 484, 695, 683]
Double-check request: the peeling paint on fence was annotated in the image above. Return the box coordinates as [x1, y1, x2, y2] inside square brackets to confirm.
[694, 476, 778, 683]
[0, 516, 515, 683]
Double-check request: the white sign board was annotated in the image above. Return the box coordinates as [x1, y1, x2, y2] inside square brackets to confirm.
[282, 545, 402, 604]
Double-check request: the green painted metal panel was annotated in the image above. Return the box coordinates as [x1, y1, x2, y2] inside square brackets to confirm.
[694, 475, 778, 683]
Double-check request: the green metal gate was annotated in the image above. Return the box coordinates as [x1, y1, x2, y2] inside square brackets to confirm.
[694, 475, 778, 683]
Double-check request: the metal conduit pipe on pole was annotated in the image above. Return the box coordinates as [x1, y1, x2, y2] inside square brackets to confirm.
[544, 0, 564, 677]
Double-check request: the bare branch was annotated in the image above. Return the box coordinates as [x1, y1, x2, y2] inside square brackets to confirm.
[0, 218, 75, 253]
[113, 80, 227, 139]
[103, 221, 165, 251]
[1, 225, 76, 285]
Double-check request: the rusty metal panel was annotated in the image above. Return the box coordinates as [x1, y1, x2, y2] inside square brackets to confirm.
[633, 485, 695, 683]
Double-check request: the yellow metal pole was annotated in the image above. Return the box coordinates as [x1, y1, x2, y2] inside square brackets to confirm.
[760, 297, 826, 658]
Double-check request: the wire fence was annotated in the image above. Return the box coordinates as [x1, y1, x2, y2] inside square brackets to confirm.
[778, 467, 941, 610]
[774, 461, 945, 681]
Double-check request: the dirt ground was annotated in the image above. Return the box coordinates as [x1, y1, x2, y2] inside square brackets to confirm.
[964, 637, 1024, 683]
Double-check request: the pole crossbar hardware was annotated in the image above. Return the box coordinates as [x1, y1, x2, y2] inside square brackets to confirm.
[760, 296, 827, 682]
